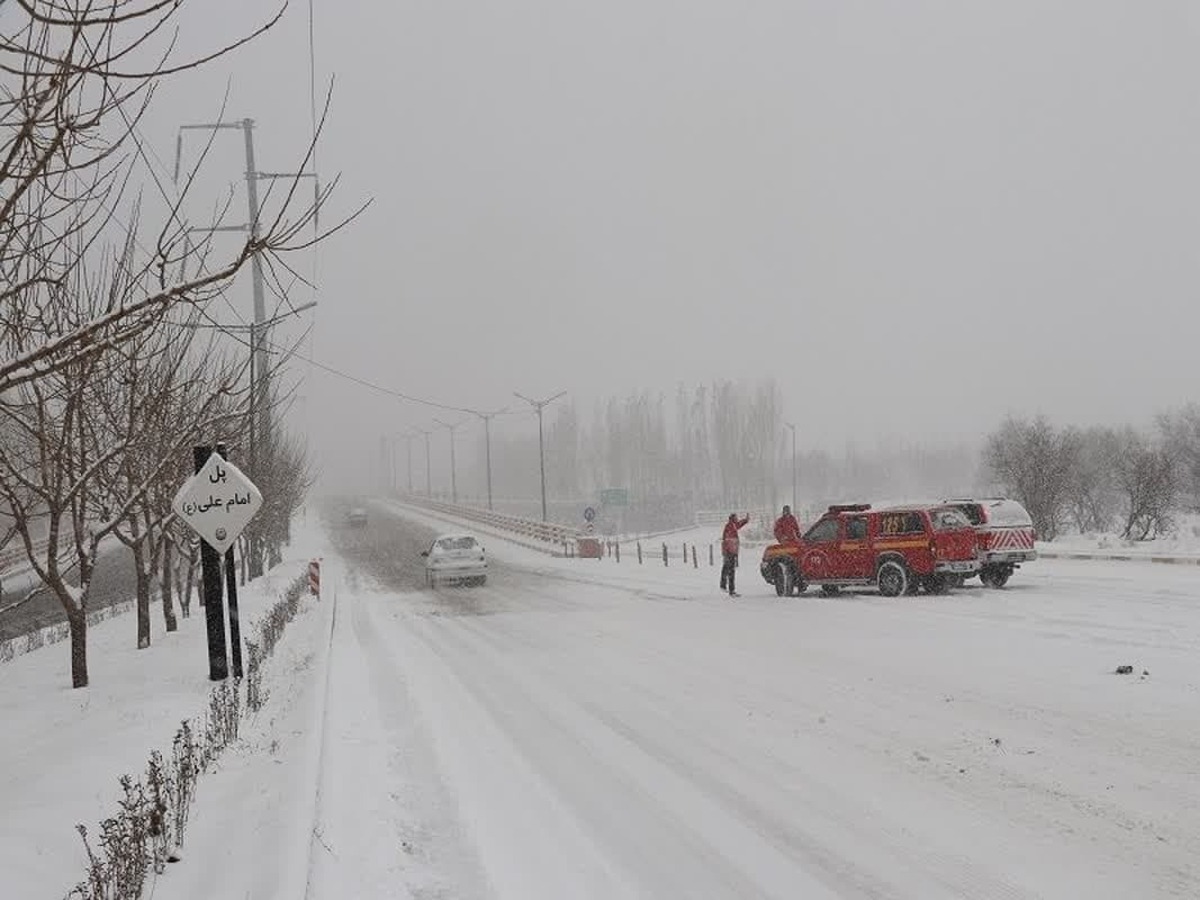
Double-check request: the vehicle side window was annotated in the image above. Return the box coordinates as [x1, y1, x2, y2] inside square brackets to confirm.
[879, 512, 924, 536]
[804, 519, 839, 543]
[956, 504, 984, 526]
[845, 517, 867, 540]
[932, 508, 970, 530]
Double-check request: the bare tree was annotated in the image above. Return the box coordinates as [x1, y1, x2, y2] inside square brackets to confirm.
[88, 315, 245, 649]
[1159, 404, 1200, 513]
[984, 416, 1080, 541]
[1112, 427, 1177, 540]
[0, 2, 359, 396]
[1067, 426, 1121, 534]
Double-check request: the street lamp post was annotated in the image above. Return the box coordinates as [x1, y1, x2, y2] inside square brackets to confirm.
[433, 418, 462, 504]
[417, 429, 432, 497]
[514, 390, 566, 522]
[785, 422, 797, 511]
[405, 433, 415, 493]
[472, 407, 507, 511]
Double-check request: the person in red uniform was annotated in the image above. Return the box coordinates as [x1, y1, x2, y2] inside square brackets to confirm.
[774, 505, 801, 543]
[720, 513, 750, 597]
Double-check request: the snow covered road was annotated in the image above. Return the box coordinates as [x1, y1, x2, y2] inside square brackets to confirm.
[295, 504, 1200, 899]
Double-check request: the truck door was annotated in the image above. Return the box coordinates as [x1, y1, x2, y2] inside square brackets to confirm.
[799, 517, 839, 580]
[835, 515, 872, 579]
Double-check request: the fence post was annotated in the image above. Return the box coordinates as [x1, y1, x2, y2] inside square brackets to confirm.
[693, 545, 698, 568]
[662, 543, 668, 566]
[616, 542, 621, 563]
[637, 542, 643, 564]
[709, 544, 714, 566]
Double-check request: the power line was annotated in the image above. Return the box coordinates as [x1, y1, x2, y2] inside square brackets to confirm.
[253, 333, 529, 417]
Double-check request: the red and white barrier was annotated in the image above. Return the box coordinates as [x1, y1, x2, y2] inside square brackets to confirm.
[308, 559, 321, 597]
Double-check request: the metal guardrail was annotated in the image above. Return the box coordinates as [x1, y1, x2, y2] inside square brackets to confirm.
[0, 536, 55, 571]
[398, 495, 583, 549]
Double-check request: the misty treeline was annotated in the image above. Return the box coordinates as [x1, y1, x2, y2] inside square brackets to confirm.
[456, 380, 979, 531]
[0, 2, 332, 688]
[983, 409, 1200, 542]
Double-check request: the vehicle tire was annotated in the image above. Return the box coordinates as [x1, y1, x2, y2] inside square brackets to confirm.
[820, 584, 841, 597]
[876, 559, 909, 598]
[988, 567, 1011, 588]
[781, 563, 798, 597]
[979, 566, 996, 587]
[951, 574, 967, 589]
[773, 564, 787, 596]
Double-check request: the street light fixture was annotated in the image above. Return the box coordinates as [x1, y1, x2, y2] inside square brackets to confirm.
[514, 390, 566, 522]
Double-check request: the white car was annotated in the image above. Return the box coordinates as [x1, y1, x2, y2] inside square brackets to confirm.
[421, 533, 488, 587]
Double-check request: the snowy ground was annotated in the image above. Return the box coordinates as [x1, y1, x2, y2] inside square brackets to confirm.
[5, 499, 1200, 898]
[0, 520, 325, 900]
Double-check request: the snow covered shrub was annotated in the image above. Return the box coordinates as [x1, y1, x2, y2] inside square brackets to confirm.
[244, 574, 308, 713]
[65, 570, 310, 899]
[170, 721, 200, 845]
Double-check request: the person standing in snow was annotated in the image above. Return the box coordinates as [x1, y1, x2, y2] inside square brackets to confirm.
[774, 505, 801, 544]
[719, 513, 750, 597]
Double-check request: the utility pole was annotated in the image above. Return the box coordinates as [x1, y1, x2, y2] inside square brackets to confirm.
[472, 407, 507, 511]
[514, 391, 566, 522]
[433, 418, 462, 504]
[176, 118, 318, 578]
[785, 421, 797, 511]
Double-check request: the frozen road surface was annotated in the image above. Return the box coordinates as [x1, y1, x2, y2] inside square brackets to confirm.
[299, 503, 1199, 899]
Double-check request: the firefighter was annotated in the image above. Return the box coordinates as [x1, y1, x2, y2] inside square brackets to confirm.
[719, 512, 750, 597]
[774, 505, 801, 543]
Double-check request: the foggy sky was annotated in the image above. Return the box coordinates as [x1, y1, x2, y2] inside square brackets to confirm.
[74, 2, 1200, 491]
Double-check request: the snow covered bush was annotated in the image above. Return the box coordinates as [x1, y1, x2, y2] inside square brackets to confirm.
[64, 572, 310, 899]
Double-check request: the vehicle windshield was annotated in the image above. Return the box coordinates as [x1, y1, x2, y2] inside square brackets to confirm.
[931, 508, 971, 531]
[436, 537, 478, 551]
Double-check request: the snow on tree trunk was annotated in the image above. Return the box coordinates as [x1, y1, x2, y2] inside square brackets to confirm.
[179, 547, 193, 618]
[133, 543, 151, 649]
[161, 540, 178, 632]
[68, 608, 88, 689]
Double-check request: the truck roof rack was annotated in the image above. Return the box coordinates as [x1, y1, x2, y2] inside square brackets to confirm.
[827, 503, 871, 513]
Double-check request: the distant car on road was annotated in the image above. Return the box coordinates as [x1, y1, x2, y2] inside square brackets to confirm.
[346, 507, 368, 528]
[421, 533, 488, 588]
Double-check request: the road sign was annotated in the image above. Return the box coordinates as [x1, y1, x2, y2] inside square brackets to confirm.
[583, 506, 596, 523]
[600, 488, 628, 507]
[172, 453, 263, 555]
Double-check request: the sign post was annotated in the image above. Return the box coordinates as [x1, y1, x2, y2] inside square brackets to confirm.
[174, 446, 263, 680]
